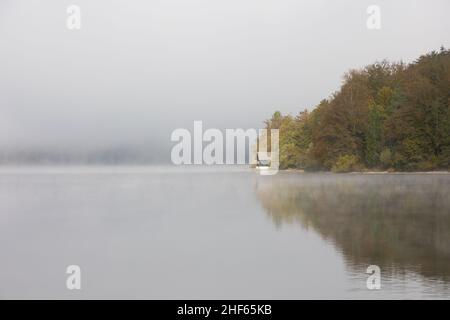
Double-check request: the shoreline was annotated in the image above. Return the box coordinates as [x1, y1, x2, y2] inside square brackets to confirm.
[0, 164, 448, 175]
[282, 168, 450, 174]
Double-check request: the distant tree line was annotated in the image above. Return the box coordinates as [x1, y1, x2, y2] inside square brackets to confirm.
[264, 47, 450, 172]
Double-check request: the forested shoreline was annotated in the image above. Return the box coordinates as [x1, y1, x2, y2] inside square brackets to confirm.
[264, 47, 450, 172]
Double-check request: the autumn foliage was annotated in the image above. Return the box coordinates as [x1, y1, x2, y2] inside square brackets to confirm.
[264, 48, 450, 171]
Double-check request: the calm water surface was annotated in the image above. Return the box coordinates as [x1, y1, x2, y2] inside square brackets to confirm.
[0, 166, 449, 299]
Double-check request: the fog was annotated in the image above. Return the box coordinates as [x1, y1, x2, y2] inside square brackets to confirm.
[1, 0, 449, 163]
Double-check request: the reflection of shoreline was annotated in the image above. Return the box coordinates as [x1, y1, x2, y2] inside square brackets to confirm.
[255, 173, 450, 282]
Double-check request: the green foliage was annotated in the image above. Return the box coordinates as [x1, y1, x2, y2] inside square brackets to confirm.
[365, 102, 385, 167]
[380, 148, 393, 168]
[264, 48, 450, 172]
[331, 155, 360, 173]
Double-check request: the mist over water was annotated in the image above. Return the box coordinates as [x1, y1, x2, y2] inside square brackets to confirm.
[1, 167, 449, 299]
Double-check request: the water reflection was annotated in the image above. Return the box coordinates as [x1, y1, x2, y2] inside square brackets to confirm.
[255, 173, 450, 283]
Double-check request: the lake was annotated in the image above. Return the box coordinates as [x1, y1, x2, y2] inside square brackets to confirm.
[0, 166, 449, 299]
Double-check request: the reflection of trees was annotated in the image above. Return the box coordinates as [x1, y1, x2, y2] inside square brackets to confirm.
[255, 173, 450, 280]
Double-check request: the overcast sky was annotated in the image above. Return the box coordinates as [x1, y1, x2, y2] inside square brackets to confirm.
[0, 0, 449, 162]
